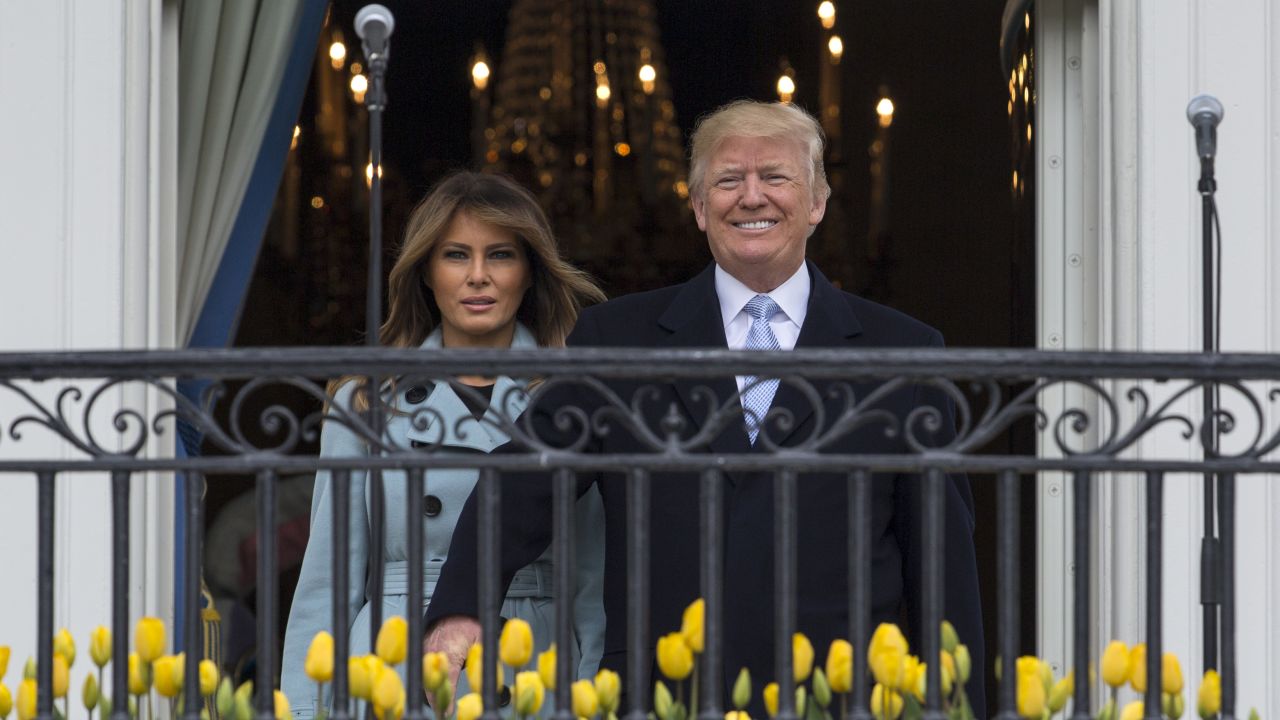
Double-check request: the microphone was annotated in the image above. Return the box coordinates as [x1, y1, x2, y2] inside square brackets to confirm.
[1186, 94, 1224, 162]
[355, 4, 395, 60]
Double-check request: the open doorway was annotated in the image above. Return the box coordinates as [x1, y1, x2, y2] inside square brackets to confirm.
[204, 0, 1036, 702]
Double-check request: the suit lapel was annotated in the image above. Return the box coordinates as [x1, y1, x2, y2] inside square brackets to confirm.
[657, 264, 750, 456]
[763, 262, 862, 448]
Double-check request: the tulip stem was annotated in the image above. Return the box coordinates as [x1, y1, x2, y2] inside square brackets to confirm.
[690, 665, 698, 720]
[840, 694, 846, 720]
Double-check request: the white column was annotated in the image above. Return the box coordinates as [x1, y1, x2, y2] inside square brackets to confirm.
[1042, 0, 1280, 711]
[0, 0, 178, 669]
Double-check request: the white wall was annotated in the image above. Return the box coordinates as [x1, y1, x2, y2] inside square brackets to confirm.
[1040, 0, 1280, 712]
[0, 0, 177, 680]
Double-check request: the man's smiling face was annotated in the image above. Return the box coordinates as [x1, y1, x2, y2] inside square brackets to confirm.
[692, 134, 827, 291]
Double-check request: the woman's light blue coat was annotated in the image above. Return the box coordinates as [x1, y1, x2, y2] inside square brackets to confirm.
[281, 324, 605, 717]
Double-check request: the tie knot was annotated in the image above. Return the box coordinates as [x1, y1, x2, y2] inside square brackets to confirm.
[744, 294, 780, 321]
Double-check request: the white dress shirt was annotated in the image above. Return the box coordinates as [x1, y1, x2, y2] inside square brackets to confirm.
[715, 263, 811, 397]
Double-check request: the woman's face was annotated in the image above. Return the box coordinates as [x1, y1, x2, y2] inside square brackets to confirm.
[427, 210, 533, 349]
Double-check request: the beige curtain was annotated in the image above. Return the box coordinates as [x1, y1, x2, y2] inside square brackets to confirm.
[177, 0, 305, 345]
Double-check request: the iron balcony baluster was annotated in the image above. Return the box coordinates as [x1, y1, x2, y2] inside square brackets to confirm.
[773, 469, 798, 720]
[405, 467, 426, 720]
[1144, 472, 1164, 720]
[847, 469, 873, 720]
[997, 470, 1021, 720]
[699, 469, 725, 720]
[554, 468, 577, 720]
[625, 468, 652, 720]
[257, 469, 279, 720]
[1071, 471, 1091, 720]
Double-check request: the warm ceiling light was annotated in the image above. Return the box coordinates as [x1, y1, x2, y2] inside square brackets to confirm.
[828, 35, 844, 60]
[776, 75, 796, 103]
[817, 1, 836, 29]
[638, 64, 656, 83]
[471, 60, 491, 90]
[329, 41, 346, 70]
[876, 97, 895, 127]
[596, 84, 611, 102]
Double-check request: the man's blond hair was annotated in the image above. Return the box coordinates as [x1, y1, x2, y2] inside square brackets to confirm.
[688, 100, 830, 202]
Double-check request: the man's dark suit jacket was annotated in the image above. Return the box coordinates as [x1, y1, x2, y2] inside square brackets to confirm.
[425, 261, 985, 716]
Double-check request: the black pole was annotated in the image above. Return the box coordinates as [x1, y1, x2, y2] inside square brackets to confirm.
[1143, 472, 1163, 720]
[996, 471, 1021, 720]
[183, 472, 204, 720]
[1070, 471, 1091, 720]
[774, 469, 797, 720]
[405, 468, 426, 720]
[699, 470, 724, 720]
[847, 470, 872, 720]
[1199, 184, 1220, 673]
[36, 471, 54, 720]
[256, 469, 278, 720]
[554, 469, 576, 720]
[920, 469, 945, 720]
[478, 468, 501, 720]
[110, 472, 131, 720]
[625, 469, 652, 720]
[331, 470, 353, 720]
[1218, 473, 1236, 720]
[361, 7, 391, 653]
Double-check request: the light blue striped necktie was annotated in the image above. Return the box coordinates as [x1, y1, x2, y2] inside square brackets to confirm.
[742, 294, 782, 444]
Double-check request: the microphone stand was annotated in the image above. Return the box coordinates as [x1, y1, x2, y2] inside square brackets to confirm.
[363, 37, 389, 669]
[1198, 156, 1219, 676]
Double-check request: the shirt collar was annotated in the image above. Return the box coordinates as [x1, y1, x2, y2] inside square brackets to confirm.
[714, 262, 810, 329]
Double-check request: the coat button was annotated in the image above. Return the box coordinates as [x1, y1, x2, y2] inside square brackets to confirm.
[424, 495, 443, 517]
[405, 385, 429, 404]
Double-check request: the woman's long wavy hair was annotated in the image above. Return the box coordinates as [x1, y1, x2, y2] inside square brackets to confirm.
[330, 171, 605, 410]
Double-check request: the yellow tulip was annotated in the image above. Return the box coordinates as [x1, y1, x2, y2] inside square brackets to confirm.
[90, 627, 112, 669]
[868, 624, 909, 689]
[1162, 653, 1184, 694]
[350, 655, 380, 701]
[215, 677, 234, 717]
[870, 684, 904, 720]
[656, 633, 694, 681]
[825, 639, 853, 694]
[54, 630, 76, 668]
[199, 659, 219, 697]
[0, 647, 9, 680]
[594, 669, 621, 714]
[20, 659, 32, 682]
[1047, 672, 1074, 713]
[1120, 702, 1144, 720]
[939, 651, 957, 697]
[900, 655, 925, 703]
[456, 693, 483, 720]
[500, 618, 534, 668]
[127, 653, 148, 695]
[305, 631, 334, 683]
[373, 664, 404, 711]
[654, 681, 674, 720]
[1171, 692, 1186, 720]
[0, 682, 12, 719]
[82, 673, 100, 712]
[1128, 644, 1146, 694]
[940, 621, 959, 654]
[16, 680, 35, 720]
[153, 654, 183, 698]
[732, 668, 752, 710]
[135, 617, 165, 662]
[234, 681, 254, 720]
[423, 651, 449, 693]
[465, 644, 484, 693]
[376, 617, 408, 666]
[792, 634, 814, 683]
[274, 690, 290, 720]
[954, 645, 972, 684]
[1197, 670, 1221, 719]
[1100, 641, 1129, 688]
[571, 679, 598, 718]
[52, 654, 69, 699]
[536, 644, 557, 691]
[681, 599, 705, 653]
[725, 712, 750, 720]
[512, 671, 544, 716]
[1015, 657, 1045, 719]
[763, 683, 779, 718]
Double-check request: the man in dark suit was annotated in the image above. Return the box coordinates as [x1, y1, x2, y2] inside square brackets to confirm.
[424, 100, 984, 715]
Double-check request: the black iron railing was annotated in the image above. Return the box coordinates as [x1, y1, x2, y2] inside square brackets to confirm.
[2, 347, 1265, 720]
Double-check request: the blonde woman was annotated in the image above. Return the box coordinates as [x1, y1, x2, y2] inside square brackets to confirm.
[282, 172, 607, 717]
